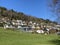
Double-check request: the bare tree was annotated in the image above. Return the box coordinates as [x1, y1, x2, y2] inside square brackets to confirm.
[49, 0, 60, 23]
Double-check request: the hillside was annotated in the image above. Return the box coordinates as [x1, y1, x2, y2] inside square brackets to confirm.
[0, 6, 57, 24]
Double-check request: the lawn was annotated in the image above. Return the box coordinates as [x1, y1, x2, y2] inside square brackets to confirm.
[0, 28, 60, 45]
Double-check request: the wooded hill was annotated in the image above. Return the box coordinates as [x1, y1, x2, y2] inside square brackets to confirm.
[0, 6, 57, 25]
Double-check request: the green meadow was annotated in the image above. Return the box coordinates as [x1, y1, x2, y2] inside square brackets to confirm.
[0, 28, 60, 45]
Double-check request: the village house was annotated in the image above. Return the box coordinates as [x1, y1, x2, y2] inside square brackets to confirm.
[3, 20, 31, 31]
[3, 19, 42, 32]
[3, 18, 60, 34]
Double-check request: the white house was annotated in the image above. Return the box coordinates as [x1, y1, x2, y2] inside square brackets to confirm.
[36, 30, 44, 33]
[4, 24, 15, 29]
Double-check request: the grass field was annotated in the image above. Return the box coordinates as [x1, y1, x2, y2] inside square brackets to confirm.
[0, 28, 60, 45]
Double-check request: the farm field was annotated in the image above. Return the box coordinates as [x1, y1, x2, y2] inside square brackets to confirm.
[0, 28, 60, 45]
